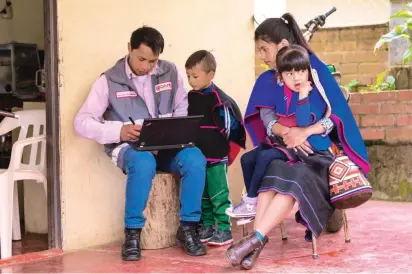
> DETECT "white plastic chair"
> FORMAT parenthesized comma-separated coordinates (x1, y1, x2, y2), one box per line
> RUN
(0, 109, 46, 259)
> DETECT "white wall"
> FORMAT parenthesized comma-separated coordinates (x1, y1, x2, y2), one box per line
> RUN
(287, 0, 390, 28)
(254, 0, 286, 27)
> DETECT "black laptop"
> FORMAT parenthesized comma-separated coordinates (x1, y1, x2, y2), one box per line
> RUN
(129, 115, 204, 151)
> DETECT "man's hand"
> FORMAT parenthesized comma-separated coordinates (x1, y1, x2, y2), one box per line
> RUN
(120, 124, 142, 141)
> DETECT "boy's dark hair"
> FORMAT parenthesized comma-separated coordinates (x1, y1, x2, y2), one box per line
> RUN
(130, 26, 164, 55)
(276, 45, 313, 82)
(255, 13, 313, 54)
(185, 50, 216, 72)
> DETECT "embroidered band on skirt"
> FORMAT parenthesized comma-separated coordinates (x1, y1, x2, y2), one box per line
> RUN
(258, 150, 335, 238)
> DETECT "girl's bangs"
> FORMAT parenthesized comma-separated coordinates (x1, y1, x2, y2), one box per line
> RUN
(277, 50, 310, 74)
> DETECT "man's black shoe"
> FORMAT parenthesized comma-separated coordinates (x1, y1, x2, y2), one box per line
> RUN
(176, 225, 207, 256)
(122, 228, 142, 261)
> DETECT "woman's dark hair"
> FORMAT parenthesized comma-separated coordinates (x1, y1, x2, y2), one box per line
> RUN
(254, 13, 313, 54)
(276, 45, 313, 82)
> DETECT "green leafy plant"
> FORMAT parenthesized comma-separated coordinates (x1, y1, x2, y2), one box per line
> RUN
(374, 2, 412, 64)
(360, 71, 396, 92)
(344, 79, 361, 92)
(370, 75, 396, 91)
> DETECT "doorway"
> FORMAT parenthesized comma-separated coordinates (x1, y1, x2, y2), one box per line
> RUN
(0, 0, 61, 259)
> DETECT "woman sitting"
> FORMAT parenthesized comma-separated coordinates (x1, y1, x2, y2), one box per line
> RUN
(226, 13, 369, 270)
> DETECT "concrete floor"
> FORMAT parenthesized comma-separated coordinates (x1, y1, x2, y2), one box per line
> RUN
(1, 200, 412, 273)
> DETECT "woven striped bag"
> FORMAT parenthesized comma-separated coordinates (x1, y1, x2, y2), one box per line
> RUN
(329, 154, 372, 209)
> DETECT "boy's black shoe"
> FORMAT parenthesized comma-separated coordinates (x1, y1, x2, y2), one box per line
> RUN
(208, 229, 233, 246)
(177, 225, 207, 256)
(121, 228, 142, 261)
(198, 226, 215, 243)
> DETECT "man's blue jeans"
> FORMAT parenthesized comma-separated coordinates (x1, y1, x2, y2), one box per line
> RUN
(122, 147, 206, 229)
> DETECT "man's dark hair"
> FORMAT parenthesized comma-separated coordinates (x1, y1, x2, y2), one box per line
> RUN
(185, 50, 216, 73)
(130, 26, 164, 55)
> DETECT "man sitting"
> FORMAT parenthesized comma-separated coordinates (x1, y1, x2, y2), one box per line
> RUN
(74, 26, 207, 261)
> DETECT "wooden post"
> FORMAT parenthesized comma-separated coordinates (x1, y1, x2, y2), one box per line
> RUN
(140, 173, 181, 250)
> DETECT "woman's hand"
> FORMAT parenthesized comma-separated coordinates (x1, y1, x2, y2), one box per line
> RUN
(272, 123, 290, 137)
(283, 127, 309, 147)
(295, 141, 313, 156)
(283, 127, 314, 155)
(280, 125, 290, 137)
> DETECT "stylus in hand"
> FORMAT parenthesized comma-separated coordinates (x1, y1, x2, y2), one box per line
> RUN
(120, 117, 141, 141)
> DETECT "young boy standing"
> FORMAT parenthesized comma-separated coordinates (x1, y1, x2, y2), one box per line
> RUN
(185, 50, 246, 246)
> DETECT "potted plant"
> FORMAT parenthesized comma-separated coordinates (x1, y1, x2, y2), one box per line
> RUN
(375, 2, 412, 89)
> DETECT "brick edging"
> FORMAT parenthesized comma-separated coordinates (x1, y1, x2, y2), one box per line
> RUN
(349, 90, 412, 142)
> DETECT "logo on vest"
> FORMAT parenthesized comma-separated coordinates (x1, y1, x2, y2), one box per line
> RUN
(155, 82, 172, 93)
(116, 91, 137, 98)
